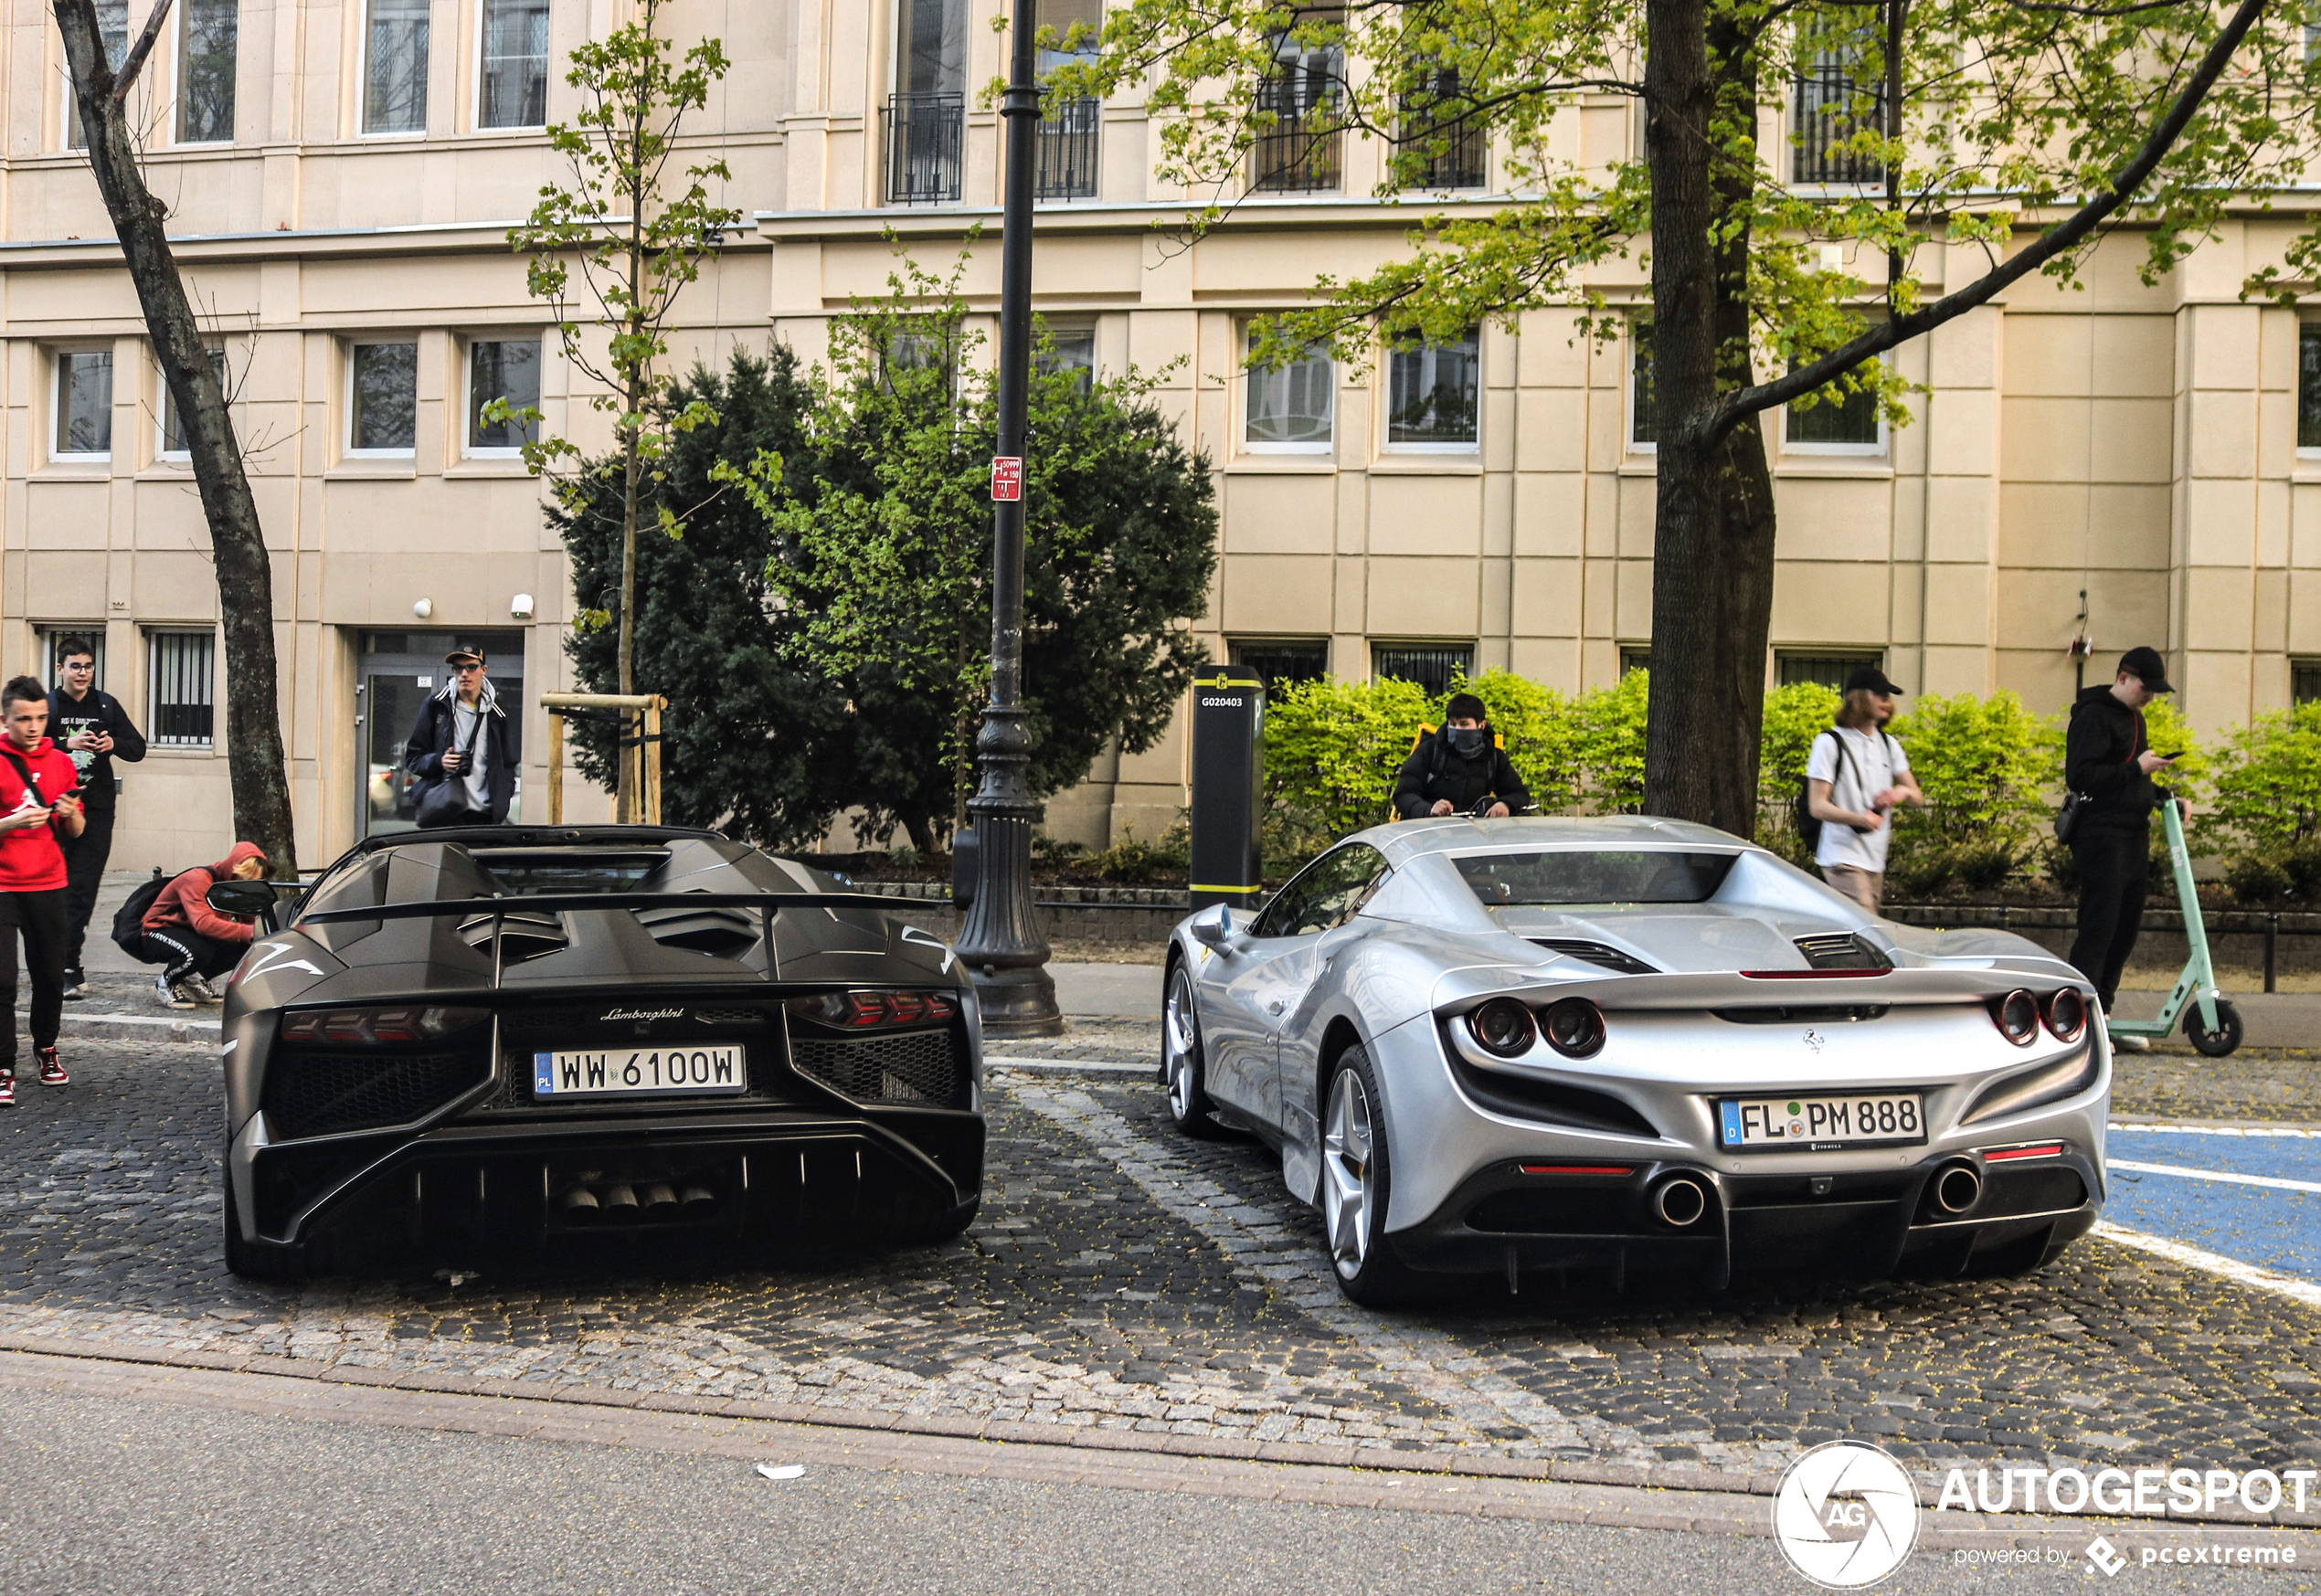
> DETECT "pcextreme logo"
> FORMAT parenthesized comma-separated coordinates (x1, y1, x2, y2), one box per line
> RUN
(1773, 1440, 1922, 1588)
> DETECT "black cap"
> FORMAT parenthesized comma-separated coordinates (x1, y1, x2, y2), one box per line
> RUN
(1843, 665, 1903, 696)
(2117, 645, 2173, 693)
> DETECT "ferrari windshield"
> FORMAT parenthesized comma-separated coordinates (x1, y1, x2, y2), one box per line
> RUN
(1455, 850, 1739, 906)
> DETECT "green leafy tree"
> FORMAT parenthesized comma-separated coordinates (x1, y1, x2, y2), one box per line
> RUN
(726, 246, 1220, 853)
(553, 348, 853, 850)
(500, 0, 740, 817)
(1062, 0, 2308, 836)
(2199, 704, 2321, 856)
(1887, 691, 2055, 857)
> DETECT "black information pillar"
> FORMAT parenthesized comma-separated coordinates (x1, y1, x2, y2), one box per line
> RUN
(1188, 669, 1266, 913)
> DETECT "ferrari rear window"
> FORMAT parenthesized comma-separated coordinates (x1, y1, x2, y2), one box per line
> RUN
(1456, 850, 1738, 906)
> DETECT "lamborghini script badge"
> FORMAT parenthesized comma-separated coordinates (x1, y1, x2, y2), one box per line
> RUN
(1802, 1029, 1826, 1053)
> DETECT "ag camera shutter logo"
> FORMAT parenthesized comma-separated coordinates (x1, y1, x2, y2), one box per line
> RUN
(1773, 1440, 1921, 1588)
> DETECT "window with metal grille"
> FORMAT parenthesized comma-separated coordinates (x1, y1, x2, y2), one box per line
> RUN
(1400, 67, 1484, 189)
(1230, 639, 1328, 693)
(1033, 0, 1101, 198)
(54, 351, 113, 458)
(1387, 328, 1479, 448)
(1785, 365, 1881, 449)
(1791, 16, 1882, 185)
(176, 0, 238, 143)
(149, 631, 216, 747)
(888, 0, 965, 204)
(1373, 643, 1472, 700)
(1776, 650, 1881, 690)
(1253, 17, 1342, 194)
(2300, 324, 2321, 452)
(1619, 645, 1652, 677)
(67, 0, 128, 148)
(2294, 660, 2321, 705)
(1630, 318, 1656, 446)
(41, 629, 106, 692)
(364, 0, 429, 134)
(479, 0, 549, 128)
(160, 347, 227, 456)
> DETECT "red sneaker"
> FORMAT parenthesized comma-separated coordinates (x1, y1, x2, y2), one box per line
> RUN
(36, 1049, 66, 1087)
(0, 1072, 13, 1106)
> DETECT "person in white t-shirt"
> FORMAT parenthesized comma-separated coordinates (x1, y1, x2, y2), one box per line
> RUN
(1805, 666, 1924, 913)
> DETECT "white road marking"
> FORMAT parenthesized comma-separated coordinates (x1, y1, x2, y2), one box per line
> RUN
(2107, 1159, 2321, 1195)
(2093, 1222, 2321, 1309)
(2110, 1123, 2321, 1138)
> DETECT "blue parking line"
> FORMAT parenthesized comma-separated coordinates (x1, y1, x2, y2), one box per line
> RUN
(2103, 1126, 2321, 1283)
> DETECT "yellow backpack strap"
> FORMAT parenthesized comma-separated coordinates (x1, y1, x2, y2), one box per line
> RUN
(1410, 723, 1436, 755)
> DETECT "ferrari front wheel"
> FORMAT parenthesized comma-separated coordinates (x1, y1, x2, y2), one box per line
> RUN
(1162, 962, 1224, 1137)
(1319, 1047, 1422, 1306)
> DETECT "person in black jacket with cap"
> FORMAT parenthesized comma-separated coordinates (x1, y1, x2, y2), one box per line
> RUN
(46, 638, 145, 999)
(1393, 692, 1534, 819)
(2065, 645, 2182, 1048)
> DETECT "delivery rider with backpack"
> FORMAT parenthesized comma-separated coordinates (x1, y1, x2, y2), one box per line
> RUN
(1393, 692, 1534, 819)
(1803, 666, 1924, 913)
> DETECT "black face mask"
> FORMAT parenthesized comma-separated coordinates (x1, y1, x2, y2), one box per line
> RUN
(1447, 726, 1489, 759)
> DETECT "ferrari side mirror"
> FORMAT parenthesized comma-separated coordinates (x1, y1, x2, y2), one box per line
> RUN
(1189, 902, 1238, 951)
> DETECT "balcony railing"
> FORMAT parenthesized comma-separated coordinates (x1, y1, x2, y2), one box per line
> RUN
(1401, 106, 1485, 189)
(885, 91, 964, 206)
(1035, 97, 1101, 200)
(1252, 79, 1341, 194)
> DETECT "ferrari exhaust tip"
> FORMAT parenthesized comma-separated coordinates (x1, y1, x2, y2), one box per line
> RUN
(1934, 1161, 1982, 1214)
(1653, 1176, 1709, 1228)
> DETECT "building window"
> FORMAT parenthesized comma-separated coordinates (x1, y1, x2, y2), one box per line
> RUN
(1792, 14, 1883, 185)
(887, 0, 965, 204)
(1373, 642, 1471, 700)
(479, 0, 549, 129)
(1230, 639, 1329, 694)
(159, 347, 228, 456)
(2300, 324, 2321, 453)
(467, 338, 542, 451)
(363, 0, 430, 135)
(54, 350, 114, 459)
(67, 0, 129, 147)
(1785, 373, 1881, 450)
(2295, 660, 2321, 705)
(1776, 649, 1882, 690)
(175, 0, 237, 142)
(1385, 328, 1479, 448)
(40, 628, 107, 692)
(1630, 318, 1656, 447)
(1400, 66, 1484, 189)
(348, 341, 419, 454)
(1036, 324, 1096, 394)
(1034, 0, 1100, 199)
(1245, 333, 1333, 450)
(149, 630, 217, 748)
(1618, 645, 1652, 677)
(1253, 16, 1342, 194)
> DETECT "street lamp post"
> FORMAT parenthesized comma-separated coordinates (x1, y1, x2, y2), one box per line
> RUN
(955, 0, 1064, 1038)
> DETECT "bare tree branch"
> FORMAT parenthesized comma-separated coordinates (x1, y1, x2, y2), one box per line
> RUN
(111, 0, 176, 101)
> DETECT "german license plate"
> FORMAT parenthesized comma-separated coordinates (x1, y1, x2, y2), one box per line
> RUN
(533, 1044, 747, 1099)
(1718, 1093, 1924, 1150)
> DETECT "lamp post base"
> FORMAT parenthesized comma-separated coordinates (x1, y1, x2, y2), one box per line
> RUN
(968, 962, 1065, 1039)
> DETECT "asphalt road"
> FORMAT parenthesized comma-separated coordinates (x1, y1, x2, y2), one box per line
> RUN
(4, 1381, 2311, 1596)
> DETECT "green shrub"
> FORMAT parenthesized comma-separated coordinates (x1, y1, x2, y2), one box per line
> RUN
(1263, 675, 1435, 837)
(2198, 703, 2321, 857)
(1947, 840, 2018, 893)
(2224, 852, 2293, 904)
(1885, 848, 1954, 899)
(1756, 681, 1844, 834)
(1090, 819, 1188, 883)
(1888, 690, 2058, 855)
(2282, 839, 2321, 899)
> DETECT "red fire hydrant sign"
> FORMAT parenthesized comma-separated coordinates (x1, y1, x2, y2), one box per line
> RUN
(991, 456, 1023, 502)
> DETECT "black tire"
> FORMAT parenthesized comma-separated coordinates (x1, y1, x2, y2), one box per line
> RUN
(222, 1178, 307, 1282)
(1319, 1046, 1425, 1307)
(1161, 960, 1224, 1137)
(2185, 999, 2243, 1058)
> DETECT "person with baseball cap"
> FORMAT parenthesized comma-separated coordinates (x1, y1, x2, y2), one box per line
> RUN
(1804, 665, 1924, 912)
(2064, 645, 2181, 1048)
(401, 645, 516, 827)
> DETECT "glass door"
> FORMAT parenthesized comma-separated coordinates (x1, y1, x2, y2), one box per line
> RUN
(355, 630, 525, 838)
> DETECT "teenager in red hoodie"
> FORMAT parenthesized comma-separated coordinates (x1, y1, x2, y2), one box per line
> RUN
(132, 840, 269, 1009)
(0, 676, 86, 1105)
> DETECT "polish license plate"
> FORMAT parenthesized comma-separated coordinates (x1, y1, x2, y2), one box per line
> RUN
(1718, 1093, 1924, 1150)
(533, 1045, 747, 1099)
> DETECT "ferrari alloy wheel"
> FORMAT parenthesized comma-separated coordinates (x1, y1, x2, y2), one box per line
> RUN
(1162, 963, 1223, 1136)
(1319, 1047, 1421, 1305)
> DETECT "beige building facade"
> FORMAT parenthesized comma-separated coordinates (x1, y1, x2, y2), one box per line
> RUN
(3, 0, 2317, 869)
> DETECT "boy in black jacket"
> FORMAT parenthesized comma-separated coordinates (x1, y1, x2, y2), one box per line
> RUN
(47, 638, 146, 998)
(1393, 692, 1533, 819)
(2064, 645, 2180, 1045)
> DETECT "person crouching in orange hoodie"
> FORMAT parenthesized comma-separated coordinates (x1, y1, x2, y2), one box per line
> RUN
(132, 841, 268, 1009)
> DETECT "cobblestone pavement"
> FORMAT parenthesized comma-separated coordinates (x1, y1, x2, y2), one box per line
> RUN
(2111, 1051, 2321, 1125)
(2, 1036, 2317, 1500)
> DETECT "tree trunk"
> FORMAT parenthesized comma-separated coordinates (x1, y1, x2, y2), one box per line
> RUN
(55, 0, 299, 875)
(1641, 0, 1778, 838)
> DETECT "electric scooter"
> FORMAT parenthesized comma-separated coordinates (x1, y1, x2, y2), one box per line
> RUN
(2100, 798, 2243, 1057)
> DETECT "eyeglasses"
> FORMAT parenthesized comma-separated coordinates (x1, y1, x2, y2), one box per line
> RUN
(451, 662, 484, 673)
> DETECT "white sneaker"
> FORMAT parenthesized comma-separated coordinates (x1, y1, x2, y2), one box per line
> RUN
(155, 974, 196, 1010)
(2111, 1033, 2149, 1053)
